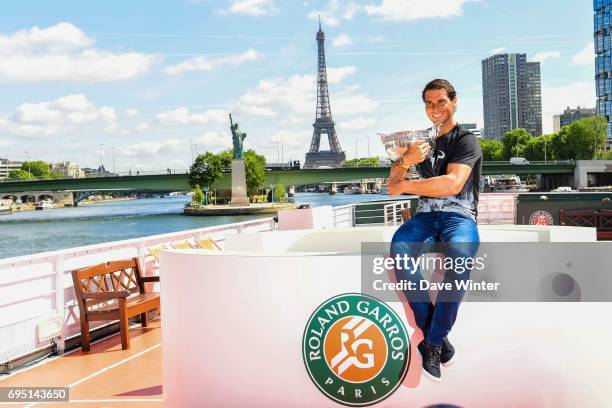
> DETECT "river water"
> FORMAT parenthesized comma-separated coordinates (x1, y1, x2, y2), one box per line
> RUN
(0, 193, 395, 259)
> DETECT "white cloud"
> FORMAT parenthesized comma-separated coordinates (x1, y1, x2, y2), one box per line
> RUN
(124, 109, 140, 117)
(368, 35, 385, 43)
(542, 82, 596, 134)
(327, 66, 356, 84)
(338, 116, 376, 130)
(1, 94, 116, 138)
(234, 66, 358, 118)
(163, 49, 259, 75)
(333, 95, 379, 115)
(219, 0, 279, 16)
(572, 42, 594, 66)
(307, 0, 361, 27)
(122, 138, 187, 157)
(136, 122, 149, 132)
(0, 22, 93, 53)
(0, 23, 162, 82)
(333, 33, 353, 48)
(532, 51, 560, 64)
(156, 107, 228, 125)
(364, 0, 475, 22)
(490, 47, 506, 55)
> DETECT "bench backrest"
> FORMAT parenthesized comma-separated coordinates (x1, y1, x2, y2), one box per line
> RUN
(559, 210, 598, 228)
(71, 258, 145, 311)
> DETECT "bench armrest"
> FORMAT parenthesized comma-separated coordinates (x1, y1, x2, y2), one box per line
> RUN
(83, 291, 130, 300)
(140, 276, 160, 283)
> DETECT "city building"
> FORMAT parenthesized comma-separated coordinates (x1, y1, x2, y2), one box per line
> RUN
(51, 161, 85, 179)
(460, 123, 483, 138)
(594, 0, 612, 148)
(481, 53, 543, 140)
(0, 158, 24, 180)
(553, 106, 597, 132)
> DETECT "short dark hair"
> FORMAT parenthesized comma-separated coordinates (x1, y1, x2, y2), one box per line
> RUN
(422, 79, 456, 102)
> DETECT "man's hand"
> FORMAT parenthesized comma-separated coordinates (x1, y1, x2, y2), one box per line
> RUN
(387, 178, 407, 196)
(400, 141, 430, 166)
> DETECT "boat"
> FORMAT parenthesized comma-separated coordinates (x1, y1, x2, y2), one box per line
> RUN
(34, 199, 56, 210)
(343, 185, 360, 194)
(484, 174, 529, 192)
(0, 193, 611, 407)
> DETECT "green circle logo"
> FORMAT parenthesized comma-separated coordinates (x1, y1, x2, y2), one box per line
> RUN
(302, 293, 410, 406)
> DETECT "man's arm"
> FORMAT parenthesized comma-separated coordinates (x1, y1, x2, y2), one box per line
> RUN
(387, 163, 473, 197)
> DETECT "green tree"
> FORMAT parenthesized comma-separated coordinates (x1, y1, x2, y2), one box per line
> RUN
(551, 126, 572, 160)
(273, 183, 286, 202)
(189, 152, 223, 189)
(524, 134, 554, 161)
(479, 139, 504, 161)
(566, 116, 608, 160)
(343, 157, 380, 167)
(21, 161, 51, 178)
(217, 149, 233, 168)
(244, 149, 266, 195)
(500, 128, 532, 160)
(9, 169, 35, 180)
(192, 184, 204, 206)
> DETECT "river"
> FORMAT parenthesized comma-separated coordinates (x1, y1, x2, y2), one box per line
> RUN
(0, 193, 396, 259)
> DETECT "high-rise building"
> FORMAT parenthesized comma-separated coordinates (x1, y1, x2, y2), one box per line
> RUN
(481, 53, 542, 140)
(594, 0, 612, 148)
(553, 106, 597, 132)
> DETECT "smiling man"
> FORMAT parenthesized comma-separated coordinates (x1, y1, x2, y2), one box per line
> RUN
(387, 79, 482, 382)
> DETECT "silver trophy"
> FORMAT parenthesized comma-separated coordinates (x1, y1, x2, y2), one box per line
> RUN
(378, 124, 440, 179)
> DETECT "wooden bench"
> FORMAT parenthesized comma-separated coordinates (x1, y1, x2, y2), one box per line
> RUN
(560, 209, 612, 241)
(71, 258, 160, 351)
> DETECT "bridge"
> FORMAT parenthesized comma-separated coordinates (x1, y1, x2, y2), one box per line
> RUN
(0, 162, 579, 196)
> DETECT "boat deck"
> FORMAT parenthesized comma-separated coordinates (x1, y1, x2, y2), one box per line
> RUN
(0, 320, 162, 408)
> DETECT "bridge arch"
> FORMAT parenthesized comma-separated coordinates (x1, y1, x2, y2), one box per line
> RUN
(38, 194, 54, 202)
(2, 195, 18, 202)
(20, 194, 36, 203)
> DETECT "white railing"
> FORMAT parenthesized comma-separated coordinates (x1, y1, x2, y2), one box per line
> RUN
(0, 217, 276, 365)
(331, 204, 355, 228)
(383, 201, 412, 226)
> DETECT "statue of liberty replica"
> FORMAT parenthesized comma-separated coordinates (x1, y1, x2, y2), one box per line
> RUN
(229, 114, 249, 205)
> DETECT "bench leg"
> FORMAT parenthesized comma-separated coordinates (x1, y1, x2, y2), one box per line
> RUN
(80, 317, 91, 352)
(119, 300, 130, 350)
(140, 312, 148, 328)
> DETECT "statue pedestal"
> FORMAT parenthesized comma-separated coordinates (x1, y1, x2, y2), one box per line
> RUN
(231, 159, 249, 205)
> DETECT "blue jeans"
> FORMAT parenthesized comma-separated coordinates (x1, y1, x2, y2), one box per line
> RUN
(390, 211, 480, 346)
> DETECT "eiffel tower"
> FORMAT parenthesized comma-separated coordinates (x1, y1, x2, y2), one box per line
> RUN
(304, 20, 346, 169)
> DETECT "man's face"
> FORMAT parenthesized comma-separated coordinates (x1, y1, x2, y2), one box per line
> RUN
(424, 88, 457, 125)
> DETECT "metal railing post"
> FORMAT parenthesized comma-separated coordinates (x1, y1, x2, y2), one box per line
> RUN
(53, 254, 66, 354)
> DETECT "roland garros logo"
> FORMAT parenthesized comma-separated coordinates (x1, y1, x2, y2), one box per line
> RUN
(302, 293, 410, 406)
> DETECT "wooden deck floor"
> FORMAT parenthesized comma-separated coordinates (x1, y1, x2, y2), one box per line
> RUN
(0, 321, 162, 407)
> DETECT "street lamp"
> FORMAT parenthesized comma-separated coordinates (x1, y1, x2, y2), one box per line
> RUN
(111, 146, 116, 175)
(25, 150, 30, 179)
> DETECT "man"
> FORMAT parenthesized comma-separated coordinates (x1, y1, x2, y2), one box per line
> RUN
(387, 79, 482, 381)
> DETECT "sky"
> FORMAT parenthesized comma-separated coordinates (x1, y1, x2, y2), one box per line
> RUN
(0, 0, 596, 172)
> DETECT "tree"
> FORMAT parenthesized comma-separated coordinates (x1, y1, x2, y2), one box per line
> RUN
(189, 152, 223, 189)
(524, 134, 554, 161)
(9, 169, 35, 180)
(500, 128, 532, 160)
(192, 185, 204, 206)
(343, 157, 380, 167)
(244, 149, 266, 195)
(551, 126, 572, 160)
(217, 149, 233, 168)
(21, 161, 51, 179)
(479, 139, 503, 161)
(566, 116, 608, 160)
(273, 183, 286, 202)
